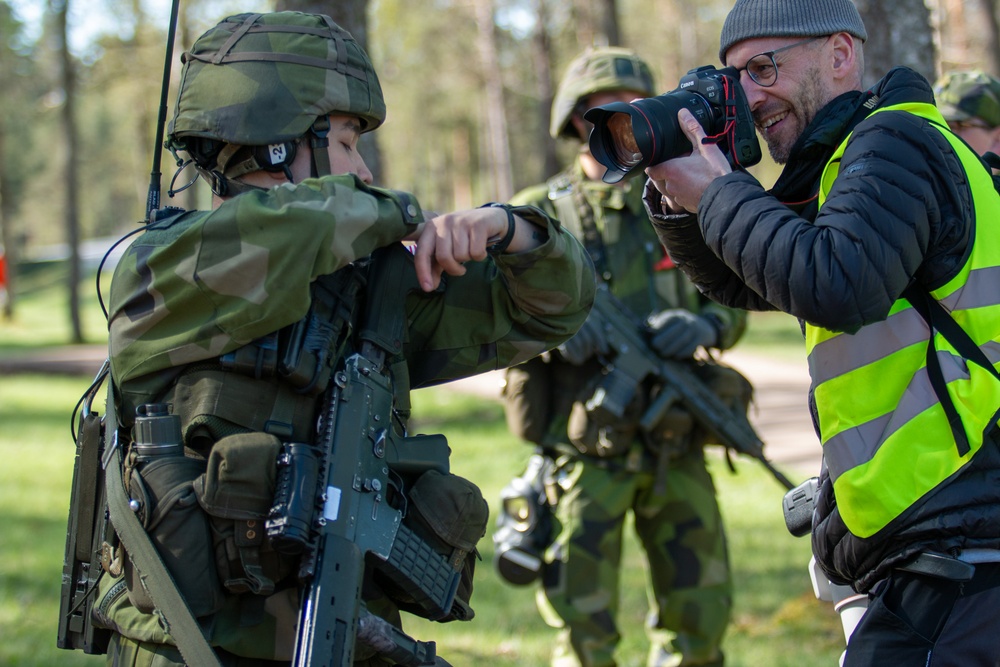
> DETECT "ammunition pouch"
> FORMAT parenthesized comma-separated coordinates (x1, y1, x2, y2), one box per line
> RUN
(193, 432, 297, 597)
(568, 367, 645, 458)
(383, 469, 489, 623)
(641, 360, 753, 460)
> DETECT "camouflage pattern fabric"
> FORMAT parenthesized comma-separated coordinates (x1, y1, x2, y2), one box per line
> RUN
(539, 454, 730, 667)
(934, 70, 1000, 128)
(102, 172, 594, 663)
(169, 12, 386, 146)
(109, 174, 594, 418)
(506, 163, 744, 667)
(550, 47, 656, 140)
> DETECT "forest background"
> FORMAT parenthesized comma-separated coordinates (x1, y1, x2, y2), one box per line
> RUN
(2, 0, 1000, 339)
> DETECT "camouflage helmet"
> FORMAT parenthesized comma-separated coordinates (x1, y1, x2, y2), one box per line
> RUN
(934, 70, 1000, 129)
(550, 46, 656, 140)
(168, 11, 386, 149)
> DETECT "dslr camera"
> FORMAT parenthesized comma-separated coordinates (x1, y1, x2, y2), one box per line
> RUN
(585, 65, 761, 183)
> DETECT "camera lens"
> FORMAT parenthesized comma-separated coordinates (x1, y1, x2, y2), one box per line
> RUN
(585, 91, 715, 184)
(606, 113, 643, 169)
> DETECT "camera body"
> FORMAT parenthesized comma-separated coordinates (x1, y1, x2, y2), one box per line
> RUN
(585, 65, 761, 183)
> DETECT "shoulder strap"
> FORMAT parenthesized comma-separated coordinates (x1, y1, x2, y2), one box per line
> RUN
(103, 381, 224, 667)
(548, 174, 611, 281)
(903, 282, 1000, 455)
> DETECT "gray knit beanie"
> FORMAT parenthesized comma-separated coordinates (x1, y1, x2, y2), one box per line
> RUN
(719, 0, 867, 63)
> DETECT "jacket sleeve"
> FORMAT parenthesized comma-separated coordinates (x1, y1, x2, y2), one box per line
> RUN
(404, 205, 596, 387)
(109, 174, 419, 385)
(695, 111, 967, 333)
(643, 179, 777, 313)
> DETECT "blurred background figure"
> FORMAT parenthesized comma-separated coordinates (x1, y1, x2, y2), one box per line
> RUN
(935, 70, 1000, 156)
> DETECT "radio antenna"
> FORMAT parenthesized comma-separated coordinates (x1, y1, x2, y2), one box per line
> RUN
(145, 0, 182, 223)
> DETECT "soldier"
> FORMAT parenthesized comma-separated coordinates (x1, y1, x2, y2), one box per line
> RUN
(499, 47, 747, 667)
(90, 11, 594, 666)
(934, 70, 1000, 157)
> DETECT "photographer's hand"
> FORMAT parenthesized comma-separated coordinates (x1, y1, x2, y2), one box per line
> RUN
(645, 108, 731, 213)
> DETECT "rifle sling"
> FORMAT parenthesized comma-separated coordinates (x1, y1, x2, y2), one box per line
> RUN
(103, 381, 224, 667)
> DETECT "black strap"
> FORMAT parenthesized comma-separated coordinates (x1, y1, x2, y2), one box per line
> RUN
(548, 175, 611, 281)
(903, 283, 1000, 456)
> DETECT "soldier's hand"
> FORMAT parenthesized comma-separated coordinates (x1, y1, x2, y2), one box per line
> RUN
(557, 314, 608, 365)
(647, 309, 718, 359)
(411, 208, 504, 291)
(410, 207, 545, 292)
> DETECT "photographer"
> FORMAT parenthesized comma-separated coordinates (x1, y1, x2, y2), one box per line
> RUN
(500, 47, 747, 667)
(641, 0, 1000, 664)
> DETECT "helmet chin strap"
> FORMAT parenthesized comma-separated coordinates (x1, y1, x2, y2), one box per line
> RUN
(309, 116, 332, 178)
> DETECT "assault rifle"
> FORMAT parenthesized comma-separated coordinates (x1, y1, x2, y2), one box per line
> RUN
(587, 284, 796, 491)
(266, 249, 459, 667)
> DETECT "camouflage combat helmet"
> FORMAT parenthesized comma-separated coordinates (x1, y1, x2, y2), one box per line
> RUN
(934, 70, 1000, 129)
(550, 46, 656, 140)
(167, 11, 386, 194)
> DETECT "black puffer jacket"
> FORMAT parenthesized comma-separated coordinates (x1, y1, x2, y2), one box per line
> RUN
(647, 67, 1000, 592)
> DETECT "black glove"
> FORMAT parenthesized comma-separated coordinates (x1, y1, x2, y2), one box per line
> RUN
(557, 314, 609, 365)
(647, 309, 718, 359)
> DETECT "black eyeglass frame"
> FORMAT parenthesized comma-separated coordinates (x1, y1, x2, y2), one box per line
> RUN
(735, 36, 824, 88)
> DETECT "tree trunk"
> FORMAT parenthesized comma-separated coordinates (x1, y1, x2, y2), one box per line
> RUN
(0, 127, 15, 319)
(274, 0, 383, 184)
(54, 0, 83, 343)
(474, 0, 514, 201)
(981, 0, 1000, 75)
(533, 0, 559, 178)
(854, 0, 936, 87)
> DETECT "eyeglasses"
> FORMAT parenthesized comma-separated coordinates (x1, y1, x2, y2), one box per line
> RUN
(949, 119, 993, 132)
(736, 37, 823, 87)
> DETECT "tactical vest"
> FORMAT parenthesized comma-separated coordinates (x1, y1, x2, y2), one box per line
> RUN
(807, 102, 1000, 538)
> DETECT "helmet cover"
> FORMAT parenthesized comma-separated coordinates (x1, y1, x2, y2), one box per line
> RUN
(168, 11, 386, 149)
(550, 46, 656, 140)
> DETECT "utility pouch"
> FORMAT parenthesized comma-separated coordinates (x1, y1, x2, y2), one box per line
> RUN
(567, 370, 644, 458)
(503, 356, 551, 445)
(393, 470, 490, 623)
(193, 432, 295, 597)
(124, 454, 223, 618)
(689, 361, 753, 448)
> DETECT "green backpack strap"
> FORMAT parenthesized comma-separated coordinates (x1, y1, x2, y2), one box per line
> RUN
(103, 380, 224, 667)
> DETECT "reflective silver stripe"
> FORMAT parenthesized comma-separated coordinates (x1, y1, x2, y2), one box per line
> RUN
(952, 266, 1000, 310)
(823, 349, 971, 480)
(809, 267, 1000, 385)
(810, 309, 928, 385)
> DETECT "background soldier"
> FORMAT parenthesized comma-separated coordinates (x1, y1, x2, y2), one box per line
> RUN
(499, 47, 747, 667)
(934, 69, 1000, 157)
(91, 11, 594, 666)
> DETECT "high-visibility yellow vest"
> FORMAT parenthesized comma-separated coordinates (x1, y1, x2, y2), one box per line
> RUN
(807, 102, 1000, 538)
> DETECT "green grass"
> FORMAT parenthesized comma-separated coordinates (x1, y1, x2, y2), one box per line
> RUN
(0, 267, 110, 352)
(0, 375, 105, 666)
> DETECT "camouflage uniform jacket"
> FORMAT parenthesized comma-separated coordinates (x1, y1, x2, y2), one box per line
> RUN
(507, 162, 746, 460)
(109, 174, 595, 418)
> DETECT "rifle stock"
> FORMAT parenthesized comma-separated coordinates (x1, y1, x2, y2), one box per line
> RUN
(590, 285, 796, 491)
